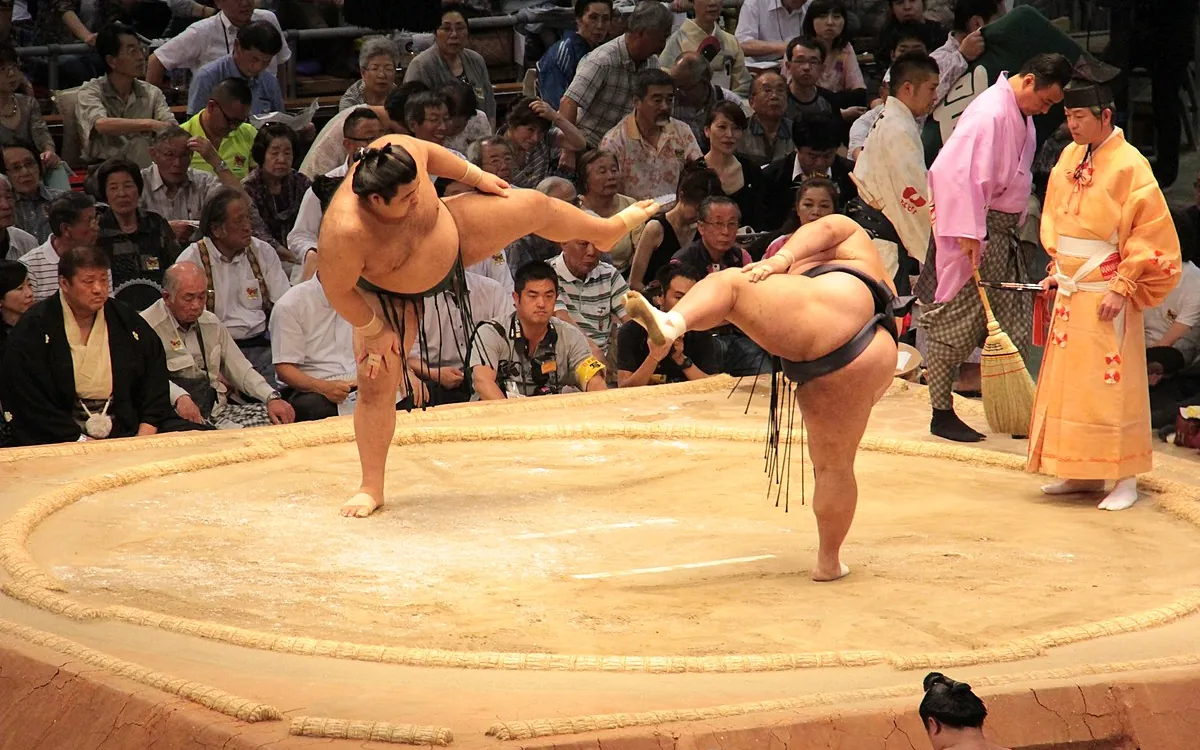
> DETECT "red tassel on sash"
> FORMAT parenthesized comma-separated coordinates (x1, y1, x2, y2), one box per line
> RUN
(1033, 290, 1054, 347)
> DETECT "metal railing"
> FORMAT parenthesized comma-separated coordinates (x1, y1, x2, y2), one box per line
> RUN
(11, 1, 752, 93)
(13, 14, 524, 94)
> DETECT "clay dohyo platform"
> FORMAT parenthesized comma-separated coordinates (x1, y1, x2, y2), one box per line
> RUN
(1, 376, 1199, 749)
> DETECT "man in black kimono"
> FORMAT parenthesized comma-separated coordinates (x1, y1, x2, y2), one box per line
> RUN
(0, 246, 201, 445)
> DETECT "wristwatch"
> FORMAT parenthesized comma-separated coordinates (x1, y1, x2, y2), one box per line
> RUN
(677, 356, 693, 369)
(214, 159, 231, 173)
(266, 390, 282, 402)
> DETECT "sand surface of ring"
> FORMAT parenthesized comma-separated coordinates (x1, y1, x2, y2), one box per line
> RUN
(31, 436, 1200, 657)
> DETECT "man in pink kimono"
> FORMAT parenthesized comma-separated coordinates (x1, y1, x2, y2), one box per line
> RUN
(917, 53, 1073, 442)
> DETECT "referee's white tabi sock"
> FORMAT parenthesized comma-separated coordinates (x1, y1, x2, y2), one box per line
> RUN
(1098, 477, 1139, 511)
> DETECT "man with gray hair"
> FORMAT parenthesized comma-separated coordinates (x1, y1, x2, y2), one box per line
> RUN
(142, 261, 295, 428)
(505, 177, 579, 276)
(560, 0, 674, 147)
(141, 125, 245, 243)
(465, 136, 514, 182)
(460, 135, 519, 295)
(0, 176, 38, 262)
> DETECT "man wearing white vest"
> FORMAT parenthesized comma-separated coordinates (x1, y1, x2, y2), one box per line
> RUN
(849, 53, 941, 296)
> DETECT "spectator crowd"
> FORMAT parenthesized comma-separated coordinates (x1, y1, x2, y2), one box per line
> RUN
(0, 0, 1197, 450)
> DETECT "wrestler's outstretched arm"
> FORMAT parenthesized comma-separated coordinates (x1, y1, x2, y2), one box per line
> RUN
(743, 215, 865, 282)
(367, 134, 511, 197)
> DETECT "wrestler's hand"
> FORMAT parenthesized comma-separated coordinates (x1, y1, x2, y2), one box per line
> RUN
(275, 243, 299, 265)
(475, 170, 510, 197)
(358, 327, 401, 380)
(741, 255, 789, 283)
(959, 237, 982, 268)
(1098, 291, 1126, 322)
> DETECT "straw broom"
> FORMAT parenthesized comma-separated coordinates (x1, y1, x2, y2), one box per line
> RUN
(972, 269, 1035, 434)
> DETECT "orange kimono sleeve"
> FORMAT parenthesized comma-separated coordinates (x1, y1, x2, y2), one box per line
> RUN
(1039, 160, 1063, 265)
(1110, 178, 1182, 310)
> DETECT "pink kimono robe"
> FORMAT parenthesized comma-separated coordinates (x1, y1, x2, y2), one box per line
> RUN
(927, 74, 1037, 302)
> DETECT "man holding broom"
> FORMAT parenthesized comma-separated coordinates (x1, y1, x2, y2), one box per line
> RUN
(1028, 59, 1181, 511)
(917, 53, 1073, 442)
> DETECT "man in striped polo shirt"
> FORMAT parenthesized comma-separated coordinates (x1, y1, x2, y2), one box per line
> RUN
(21, 193, 102, 303)
(550, 237, 630, 365)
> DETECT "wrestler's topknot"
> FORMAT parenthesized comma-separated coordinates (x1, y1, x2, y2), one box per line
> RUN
(352, 144, 418, 202)
(918, 672, 988, 729)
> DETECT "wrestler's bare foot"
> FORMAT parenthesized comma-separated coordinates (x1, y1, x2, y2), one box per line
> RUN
(623, 290, 685, 346)
(595, 200, 660, 251)
(341, 491, 384, 518)
(812, 561, 851, 582)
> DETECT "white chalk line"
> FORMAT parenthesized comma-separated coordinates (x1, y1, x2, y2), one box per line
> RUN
(571, 555, 777, 580)
(514, 518, 678, 540)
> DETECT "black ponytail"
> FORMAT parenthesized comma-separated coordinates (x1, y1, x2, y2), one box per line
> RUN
(352, 143, 419, 202)
(919, 672, 988, 729)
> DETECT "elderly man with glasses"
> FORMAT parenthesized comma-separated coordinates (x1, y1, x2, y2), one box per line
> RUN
(180, 77, 260, 180)
(141, 125, 245, 246)
(667, 195, 767, 377)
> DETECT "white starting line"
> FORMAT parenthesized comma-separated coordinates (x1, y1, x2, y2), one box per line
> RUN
(572, 555, 777, 580)
(514, 518, 678, 540)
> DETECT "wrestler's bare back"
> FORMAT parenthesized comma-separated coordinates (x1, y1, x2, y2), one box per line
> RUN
(740, 226, 897, 365)
(788, 226, 892, 285)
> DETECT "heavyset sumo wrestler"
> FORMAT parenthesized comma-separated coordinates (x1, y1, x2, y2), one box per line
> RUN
(624, 215, 901, 581)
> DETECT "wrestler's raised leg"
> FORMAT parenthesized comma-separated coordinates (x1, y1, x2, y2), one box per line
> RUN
(624, 268, 751, 347)
(444, 189, 658, 264)
(796, 330, 896, 581)
(341, 293, 417, 518)
(625, 268, 879, 361)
